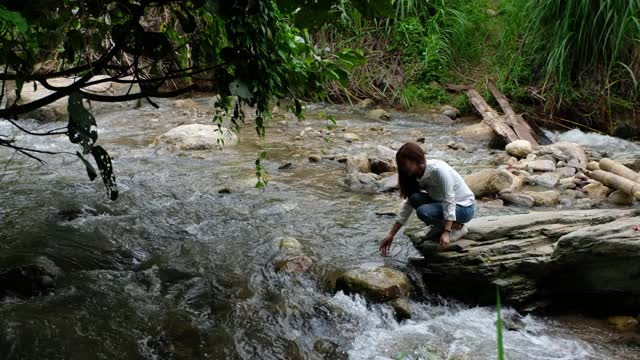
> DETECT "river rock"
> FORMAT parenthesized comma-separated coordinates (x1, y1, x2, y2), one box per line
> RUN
(559, 177, 578, 190)
(367, 109, 391, 121)
(464, 169, 518, 198)
(301, 127, 322, 137)
(175, 99, 199, 108)
(279, 237, 302, 253)
(275, 255, 313, 274)
(535, 142, 588, 169)
(0, 256, 62, 297)
(370, 158, 396, 174)
(608, 190, 634, 206)
(582, 182, 611, 200)
(5, 76, 141, 121)
(355, 98, 375, 110)
(407, 209, 640, 310)
(548, 214, 640, 311)
(527, 173, 559, 188)
(607, 316, 639, 332)
(308, 155, 321, 163)
(499, 189, 534, 208)
(390, 298, 412, 320)
(528, 160, 556, 172)
(453, 122, 498, 143)
(378, 174, 399, 193)
(346, 154, 370, 174)
(346, 172, 379, 193)
(335, 265, 409, 302)
(525, 190, 561, 207)
(155, 124, 238, 150)
(491, 153, 517, 166)
(441, 105, 461, 119)
(342, 133, 361, 142)
(377, 145, 397, 163)
(587, 161, 600, 171)
(505, 140, 532, 158)
(555, 167, 576, 178)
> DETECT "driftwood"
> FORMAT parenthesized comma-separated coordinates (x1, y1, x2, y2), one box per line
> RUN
(587, 170, 640, 200)
(447, 81, 551, 146)
(599, 158, 640, 184)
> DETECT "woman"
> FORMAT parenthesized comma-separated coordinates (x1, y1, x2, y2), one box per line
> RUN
(380, 142, 475, 255)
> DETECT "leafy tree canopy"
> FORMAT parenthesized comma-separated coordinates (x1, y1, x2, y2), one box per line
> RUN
(0, 0, 375, 199)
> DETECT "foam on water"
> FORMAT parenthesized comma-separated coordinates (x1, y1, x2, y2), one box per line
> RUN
(545, 128, 640, 153)
(328, 293, 602, 360)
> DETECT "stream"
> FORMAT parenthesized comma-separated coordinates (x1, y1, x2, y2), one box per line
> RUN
(1, 98, 639, 359)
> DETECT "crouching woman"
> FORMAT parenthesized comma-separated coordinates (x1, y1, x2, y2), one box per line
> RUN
(380, 142, 475, 255)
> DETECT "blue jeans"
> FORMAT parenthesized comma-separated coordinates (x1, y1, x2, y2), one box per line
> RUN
(409, 192, 475, 227)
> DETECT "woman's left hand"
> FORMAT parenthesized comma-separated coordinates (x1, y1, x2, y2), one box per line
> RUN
(439, 231, 450, 249)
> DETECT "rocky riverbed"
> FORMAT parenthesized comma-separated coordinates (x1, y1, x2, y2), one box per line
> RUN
(1, 95, 640, 359)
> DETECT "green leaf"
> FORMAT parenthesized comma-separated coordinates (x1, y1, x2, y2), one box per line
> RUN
(76, 151, 97, 181)
(91, 146, 118, 201)
(0, 6, 28, 34)
(496, 286, 504, 360)
(67, 92, 98, 154)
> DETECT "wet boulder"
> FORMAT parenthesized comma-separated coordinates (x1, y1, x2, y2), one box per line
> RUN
(275, 255, 313, 274)
(369, 158, 396, 174)
(527, 173, 559, 188)
(525, 190, 561, 207)
(0, 256, 62, 298)
(608, 190, 634, 206)
(345, 154, 371, 174)
(367, 109, 391, 121)
(454, 122, 499, 143)
(464, 169, 519, 198)
(355, 98, 375, 110)
(527, 160, 556, 172)
(389, 297, 412, 320)
(607, 316, 639, 332)
(407, 209, 640, 311)
(279, 237, 302, 253)
(505, 140, 532, 158)
(378, 174, 399, 193)
(155, 124, 238, 150)
(582, 182, 611, 200)
(499, 189, 534, 208)
(345, 172, 380, 193)
(335, 265, 409, 302)
(535, 142, 588, 169)
(441, 105, 461, 120)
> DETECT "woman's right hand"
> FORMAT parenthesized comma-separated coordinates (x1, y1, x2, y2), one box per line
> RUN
(380, 233, 394, 256)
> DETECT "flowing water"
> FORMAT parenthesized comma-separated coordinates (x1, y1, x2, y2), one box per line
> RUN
(1, 98, 639, 359)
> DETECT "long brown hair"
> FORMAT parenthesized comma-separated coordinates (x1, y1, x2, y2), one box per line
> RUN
(396, 142, 426, 198)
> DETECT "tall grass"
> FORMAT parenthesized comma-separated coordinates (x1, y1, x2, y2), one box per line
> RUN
(313, 0, 479, 108)
(498, 0, 640, 129)
(496, 286, 505, 360)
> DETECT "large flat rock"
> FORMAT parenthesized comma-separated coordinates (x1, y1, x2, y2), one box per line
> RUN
(407, 209, 640, 311)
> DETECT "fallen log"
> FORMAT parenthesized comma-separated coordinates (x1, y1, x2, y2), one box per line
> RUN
(586, 170, 640, 200)
(487, 80, 551, 146)
(599, 158, 640, 184)
(447, 82, 551, 146)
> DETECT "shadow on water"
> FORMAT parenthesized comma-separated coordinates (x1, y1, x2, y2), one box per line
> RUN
(1, 99, 639, 359)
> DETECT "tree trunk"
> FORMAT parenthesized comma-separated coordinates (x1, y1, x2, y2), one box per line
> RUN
(487, 80, 550, 146)
(587, 170, 640, 200)
(447, 82, 551, 146)
(599, 158, 640, 184)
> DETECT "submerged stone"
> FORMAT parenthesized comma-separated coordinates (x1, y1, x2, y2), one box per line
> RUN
(335, 265, 409, 302)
